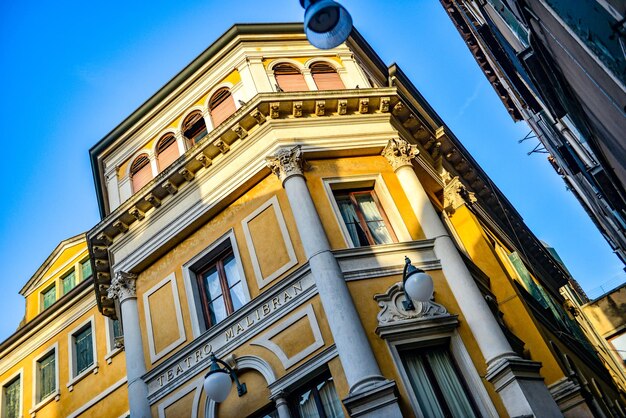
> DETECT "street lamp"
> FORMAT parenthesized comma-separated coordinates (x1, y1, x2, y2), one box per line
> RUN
(299, 0, 353, 49)
(203, 353, 247, 403)
(402, 256, 434, 311)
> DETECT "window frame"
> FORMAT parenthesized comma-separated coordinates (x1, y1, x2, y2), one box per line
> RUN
(80, 257, 92, 281)
(130, 153, 153, 193)
(0, 369, 22, 418)
(31, 343, 59, 413)
(104, 317, 124, 364)
(182, 230, 251, 337)
(182, 110, 209, 146)
(66, 317, 98, 389)
(322, 175, 411, 248)
(288, 371, 345, 418)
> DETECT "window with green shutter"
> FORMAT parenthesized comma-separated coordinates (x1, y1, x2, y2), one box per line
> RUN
(62, 270, 76, 295)
(81, 258, 92, 280)
(3, 375, 20, 418)
(73, 325, 94, 375)
(42, 285, 56, 310)
(37, 350, 56, 402)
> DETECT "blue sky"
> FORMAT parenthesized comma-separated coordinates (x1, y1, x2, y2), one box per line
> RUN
(0, 0, 623, 341)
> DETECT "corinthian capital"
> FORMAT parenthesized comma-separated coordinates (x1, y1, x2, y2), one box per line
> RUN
(107, 271, 138, 302)
(266, 146, 306, 184)
(443, 175, 477, 215)
(382, 138, 419, 171)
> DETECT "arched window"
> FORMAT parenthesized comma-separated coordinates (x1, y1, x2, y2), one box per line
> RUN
(183, 111, 208, 145)
(274, 63, 308, 92)
(130, 154, 152, 192)
(209, 88, 236, 128)
(310, 62, 344, 90)
(156, 134, 179, 171)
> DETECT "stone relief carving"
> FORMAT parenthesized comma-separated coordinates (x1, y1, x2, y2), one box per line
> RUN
(374, 282, 447, 325)
(266, 146, 307, 183)
(107, 271, 138, 302)
(382, 138, 419, 171)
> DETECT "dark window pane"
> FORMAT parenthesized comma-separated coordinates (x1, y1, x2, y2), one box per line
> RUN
(203, 267, 222, 301)
(223, 254, 241, 287)
(209, 295, 227, 325)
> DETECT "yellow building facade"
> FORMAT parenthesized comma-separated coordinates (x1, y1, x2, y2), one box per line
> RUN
(3, 23, 625, 418)
(0, 234, 129, 418)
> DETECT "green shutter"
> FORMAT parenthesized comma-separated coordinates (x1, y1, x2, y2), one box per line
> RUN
(38, 351, 55, 401)
(3, 377, 20, 418)
(75, 326, 94, 375)
(62, 271, 76, 295)
(42, 286, 56, 310)
(81, 259, 92, 279)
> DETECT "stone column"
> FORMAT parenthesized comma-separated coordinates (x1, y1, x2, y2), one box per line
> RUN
(382, 138, 562, 418)
(108, 272, 151, 418)
(267, 147, 402, 417)
(272, 392, 292, 418)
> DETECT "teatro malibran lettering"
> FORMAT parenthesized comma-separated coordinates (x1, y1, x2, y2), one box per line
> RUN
(146, 273, 314, 398)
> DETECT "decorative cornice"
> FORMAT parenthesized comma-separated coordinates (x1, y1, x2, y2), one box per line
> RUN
(381, 138, 419, 171)
(107, 271, 138, 302)
(266, 146, 306, 184)
(443, 174, 477, 215)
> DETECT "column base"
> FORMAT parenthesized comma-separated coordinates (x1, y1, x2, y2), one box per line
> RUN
(342, 377, 403, 417)
(549, 377, 595, 418)
(486, 357, 562, 418)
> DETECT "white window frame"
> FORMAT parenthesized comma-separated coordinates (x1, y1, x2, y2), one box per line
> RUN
(322, 174, 412, 248)
(104, 317, 123, 364)
(30, 343, 59, 415)
(182, 229, 251, 338)
(387, 328, 498, 418)
(0, 368, 23, 418)
(66, 316, 98, 391)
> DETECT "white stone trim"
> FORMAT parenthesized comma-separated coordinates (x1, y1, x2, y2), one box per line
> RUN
(66, 315, 99, 391)
(241, 195, 297, 289)
(386, 328, 498, 418)
(157, 377, 203, 418)
(1, 368, 23, 418)
(104, 317, 123, 364)
(65, 376, 127, 418)
(235, 355, 277, 384)
(30, 342, 59, 416)
(24, 246, 88, 298)
(251, 304, 324, 369)
(182, 229, 251, 337)
(143, 273, 187, 364)
(322, 174, 412, 247)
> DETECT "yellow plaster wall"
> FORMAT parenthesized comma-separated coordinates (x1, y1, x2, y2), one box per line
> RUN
(346, 270, 509, 418)
(0, 301, 128, 418)
(304, 156, 426, 249)
(147, 280, 182, 354)
(164, 389, 196, 418)
(447, 205, 565, 385)
(582, 286, 626, 336)
(246, 204, 291, 279)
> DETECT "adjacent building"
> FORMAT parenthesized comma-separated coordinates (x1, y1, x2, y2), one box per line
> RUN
(439, 0, 626, 265)
(0, 234, 129, 418)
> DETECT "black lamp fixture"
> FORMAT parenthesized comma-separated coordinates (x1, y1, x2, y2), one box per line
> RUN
(299, 0, 353, 49)
(402, 256, 434, 311)
(203, 353, 247, 403)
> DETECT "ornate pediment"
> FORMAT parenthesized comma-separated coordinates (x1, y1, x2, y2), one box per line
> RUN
(374, 282, 448, 325)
